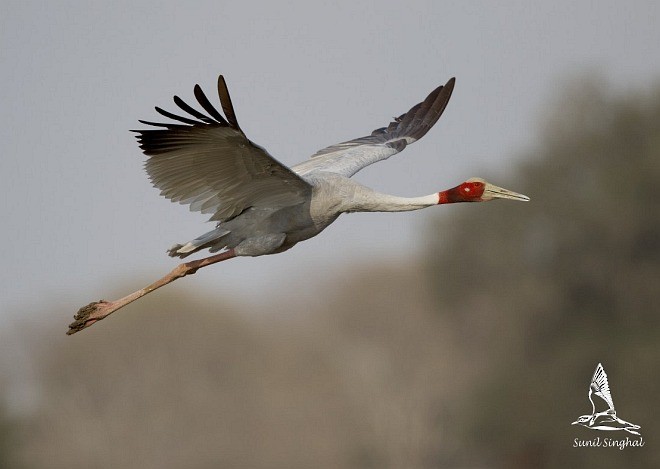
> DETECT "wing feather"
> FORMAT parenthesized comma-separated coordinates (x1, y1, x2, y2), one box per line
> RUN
(292, 77, 455, 178)
(217, 75, 241, 130)
(173, 95, 216, 124)
(193, 84, 229, 125)
(154, 106, 201, 126)
(591, 363, 615, 411)
(133, 76, 311, 222)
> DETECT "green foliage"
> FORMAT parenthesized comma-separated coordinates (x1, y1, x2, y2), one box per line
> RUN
(425, 78, 660, 468)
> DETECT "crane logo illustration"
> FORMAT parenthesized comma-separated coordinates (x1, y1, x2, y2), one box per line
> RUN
(572, 363, 640, 435)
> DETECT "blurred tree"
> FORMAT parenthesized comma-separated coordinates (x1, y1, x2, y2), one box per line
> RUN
(11, 287, 366, 469)
(0, 397, 16, 469)
(425, 77, 660, 468)
(302, 264, 456, 468)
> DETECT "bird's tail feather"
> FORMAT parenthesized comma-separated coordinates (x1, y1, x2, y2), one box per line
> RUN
(168, 228, 230, 258)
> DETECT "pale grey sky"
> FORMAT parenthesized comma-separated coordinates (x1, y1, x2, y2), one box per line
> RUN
(2, 1, 660, 321)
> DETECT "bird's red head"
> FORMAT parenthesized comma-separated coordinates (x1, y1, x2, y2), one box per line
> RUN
(438, 177, 529, 204)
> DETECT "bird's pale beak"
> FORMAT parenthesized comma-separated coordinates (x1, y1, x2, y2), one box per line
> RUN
(484, 183, 530, 202)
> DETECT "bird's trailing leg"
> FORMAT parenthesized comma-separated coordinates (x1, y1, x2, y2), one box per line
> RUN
(67, 249, 236, 335)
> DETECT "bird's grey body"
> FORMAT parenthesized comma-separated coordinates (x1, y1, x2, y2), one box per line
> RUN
(133, 75, 528, 260)
(171, 172, 434, 257)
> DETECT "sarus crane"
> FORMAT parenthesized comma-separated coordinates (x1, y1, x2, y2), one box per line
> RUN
(68, 75, 529, 334)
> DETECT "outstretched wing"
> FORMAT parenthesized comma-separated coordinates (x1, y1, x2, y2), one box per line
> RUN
(292, 78, 455, 178)
(590, 363, 615, 411)
(133, 76, 312, 222)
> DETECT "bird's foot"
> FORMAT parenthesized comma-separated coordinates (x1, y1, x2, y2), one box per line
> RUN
(167, 244, 184, 257)
(67, 300, 118, 335)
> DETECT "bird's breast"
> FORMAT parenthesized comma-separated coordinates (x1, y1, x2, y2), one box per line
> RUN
(306, 173, 358, 226)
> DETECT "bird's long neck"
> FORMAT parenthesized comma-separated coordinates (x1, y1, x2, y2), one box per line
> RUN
(348, 187, 440, 213)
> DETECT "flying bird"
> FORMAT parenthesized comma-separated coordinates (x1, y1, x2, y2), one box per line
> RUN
(572, 363, 641, 435)
(137, 75, 528, 258)
(68, 75, 529, 334)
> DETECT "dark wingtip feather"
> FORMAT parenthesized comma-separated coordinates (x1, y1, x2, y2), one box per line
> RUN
(133, 77, 245, 145)
(136, 119, 182, 128)
(133, 77, 251, 158)
(154, 106, 201, 126)
(172, 95, 215, 124)
(394, 77, 456, 142)
(310, 77, 457, 159)
(194, 84, 228, 125)
(217, 75, 241, 131)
